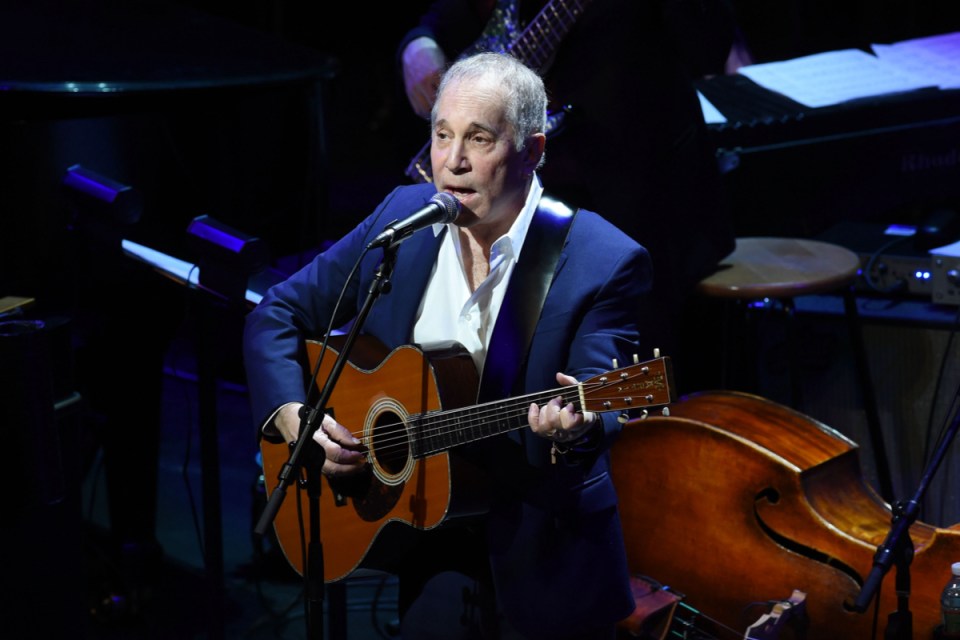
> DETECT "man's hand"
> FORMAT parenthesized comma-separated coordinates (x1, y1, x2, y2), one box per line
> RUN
(402, 37, 447, 119)
(274, 403, 367, 476)
(527, 372, 597, 443)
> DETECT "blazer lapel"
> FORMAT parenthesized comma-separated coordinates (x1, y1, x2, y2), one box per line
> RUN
(478, 196, 576, 403)
(367, 225, 446, 347)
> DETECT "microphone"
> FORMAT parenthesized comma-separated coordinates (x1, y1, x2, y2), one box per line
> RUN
(367, 192, 461, 249)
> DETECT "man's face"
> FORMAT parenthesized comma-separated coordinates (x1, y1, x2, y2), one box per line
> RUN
(430, 77, 542, 234)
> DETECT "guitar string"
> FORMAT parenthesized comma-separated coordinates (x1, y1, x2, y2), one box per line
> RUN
(324, 376, 665, 465)
(345, 369, 664, 454)
(531, 2, 571, 56)
(367, 400, 575, 465)
(511, 0, 589, 71)
(350, 386, 581, 462)
(347, 377, 607, 446)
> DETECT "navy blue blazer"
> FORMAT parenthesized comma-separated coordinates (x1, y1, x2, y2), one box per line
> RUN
(244, 182, 653, 637)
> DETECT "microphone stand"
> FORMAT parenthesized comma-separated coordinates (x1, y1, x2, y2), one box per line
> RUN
(254, 244, 399, 639)
(853, 398, 960, 639)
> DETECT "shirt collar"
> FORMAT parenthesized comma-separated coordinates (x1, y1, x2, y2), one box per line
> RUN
(431, 175, 543, 265)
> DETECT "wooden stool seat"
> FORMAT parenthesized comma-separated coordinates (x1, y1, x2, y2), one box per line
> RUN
(697, 237, 861, 300)
(696, 236, 893, 502)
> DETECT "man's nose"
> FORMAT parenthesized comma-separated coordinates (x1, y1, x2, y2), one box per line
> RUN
(443, 140, 469, 173)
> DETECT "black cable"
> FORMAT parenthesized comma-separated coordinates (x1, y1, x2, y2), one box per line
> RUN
(301, 246, 371, 411)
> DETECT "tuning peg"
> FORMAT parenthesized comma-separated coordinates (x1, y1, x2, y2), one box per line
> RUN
(612, 358, 619, 369)
(632, 353, 639, 364)
(653, 347, 661, 358)
(661, 407, 670, 416)
(618, 413, 630, 424)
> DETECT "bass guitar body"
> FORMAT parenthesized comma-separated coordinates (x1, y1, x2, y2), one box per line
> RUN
(612, 390, 960, 639)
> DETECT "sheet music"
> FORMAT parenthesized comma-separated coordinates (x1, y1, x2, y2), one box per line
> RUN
(697, 90, 726, 124)
(871, 31, 960, 90)
(737, 48, 935, 108)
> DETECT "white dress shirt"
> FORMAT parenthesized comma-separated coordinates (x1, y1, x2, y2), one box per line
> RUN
(413, 177, 543, 377)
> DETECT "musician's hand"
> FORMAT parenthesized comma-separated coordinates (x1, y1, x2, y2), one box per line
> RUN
(402, 37, 446, 119)
(527, 373, 597, 443)
(274, 403, 367, 476)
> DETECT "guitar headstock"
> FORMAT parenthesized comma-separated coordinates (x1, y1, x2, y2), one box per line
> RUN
(580, 352, 675, 416)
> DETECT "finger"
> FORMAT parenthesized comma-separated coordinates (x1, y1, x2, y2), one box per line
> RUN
(558, 402, 576, 427)
(274, 402, 304, 443)
(527, 402, 541, 429)
(321, 415, 362, 448)
(560, 404, 588, 433)
(317, 435, 367, 477)
(323, 453, 367, 477)
(311, 418, 365, 466)
(528, 401, 559, 439)
(548, 396, 565, 426)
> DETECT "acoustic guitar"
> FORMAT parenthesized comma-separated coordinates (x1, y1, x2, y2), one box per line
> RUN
(260, 334, 674, 582)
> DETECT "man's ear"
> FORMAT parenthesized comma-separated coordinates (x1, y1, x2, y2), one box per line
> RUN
(523, 133, 546, 173)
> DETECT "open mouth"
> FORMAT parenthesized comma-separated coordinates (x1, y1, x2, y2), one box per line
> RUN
(445, 188, 476, 204)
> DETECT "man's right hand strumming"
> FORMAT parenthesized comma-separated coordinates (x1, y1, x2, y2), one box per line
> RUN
(274, 402, 368, 477)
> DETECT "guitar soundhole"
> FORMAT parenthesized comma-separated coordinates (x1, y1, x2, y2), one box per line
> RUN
(370, 410, 411, 478)
(331, 408, 411, 523)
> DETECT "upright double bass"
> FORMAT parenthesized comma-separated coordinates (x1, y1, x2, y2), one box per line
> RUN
(612, 390, 960, 639)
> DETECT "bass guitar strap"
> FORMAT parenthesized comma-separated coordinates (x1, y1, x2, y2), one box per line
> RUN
(477, 195, 578, 404)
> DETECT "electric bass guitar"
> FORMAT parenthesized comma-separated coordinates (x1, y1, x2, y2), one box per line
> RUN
(260, 334, 674, 583)
(405, 0, 595, 183)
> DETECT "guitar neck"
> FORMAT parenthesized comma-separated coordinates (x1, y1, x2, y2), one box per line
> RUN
(509, 0, 594, 71)
(412, 387, 580, 457)
(410, 353, 674, 457)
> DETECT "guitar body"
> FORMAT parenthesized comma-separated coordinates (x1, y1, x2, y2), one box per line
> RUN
(260, 334, 673, 583)
(260, 335, 482, 582)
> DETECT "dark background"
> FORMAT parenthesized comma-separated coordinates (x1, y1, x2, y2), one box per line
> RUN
(2, 1, 960, 638)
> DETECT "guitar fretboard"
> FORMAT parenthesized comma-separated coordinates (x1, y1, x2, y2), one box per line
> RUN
(510, 0, 592, 71)
(411, 388, 580, 457)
